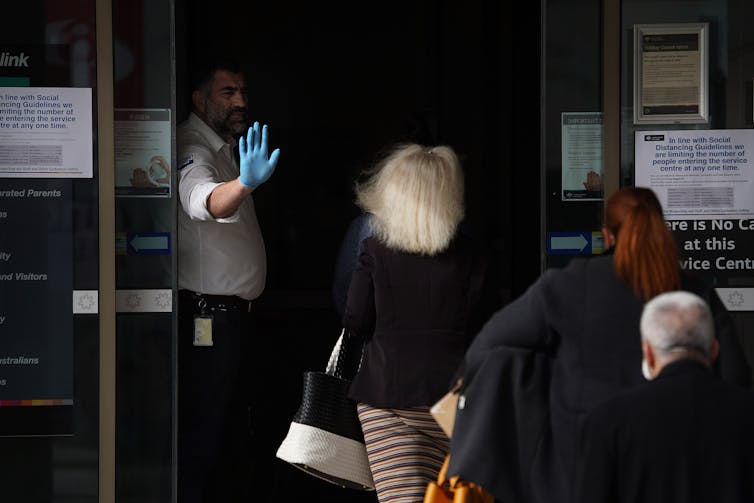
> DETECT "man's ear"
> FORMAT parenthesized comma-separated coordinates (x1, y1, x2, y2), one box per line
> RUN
(642, 340, 657, 376)
(602, 226, 616, 250)
(192, 90, 205, 115)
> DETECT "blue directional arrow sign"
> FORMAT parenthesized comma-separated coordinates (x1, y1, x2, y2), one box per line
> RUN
(127, 232, 171, 255)
(547, 231, 593, 255)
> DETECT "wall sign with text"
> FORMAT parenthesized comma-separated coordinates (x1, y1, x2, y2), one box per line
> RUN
(0, 87, 93, 178)
(633, 23, 708, 125)
(635, 129, 754, 309)
(561, 112, 603, 201)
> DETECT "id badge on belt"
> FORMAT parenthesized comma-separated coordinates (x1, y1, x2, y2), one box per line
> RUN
(193, 298, 213, 347)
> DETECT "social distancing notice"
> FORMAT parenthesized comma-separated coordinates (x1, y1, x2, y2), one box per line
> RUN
(635, 130, 754, 289)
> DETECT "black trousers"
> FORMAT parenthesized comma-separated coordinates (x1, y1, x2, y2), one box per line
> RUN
(177, 291, 253, 503)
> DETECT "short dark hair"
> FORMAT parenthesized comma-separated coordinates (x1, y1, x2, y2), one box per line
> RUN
(190, 56, 245, 94)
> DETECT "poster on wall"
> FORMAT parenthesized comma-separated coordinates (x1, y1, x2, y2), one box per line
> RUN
(0, 87, 93, 178)
(114, 108, 171, 197)
(633, 23, 708, 125)
(0, 45, 83, 436)
(635, 129, 754, 310)
(561, 112, 603, 201)
(635, 129, 754, 220)
(0, 180, 74, 434)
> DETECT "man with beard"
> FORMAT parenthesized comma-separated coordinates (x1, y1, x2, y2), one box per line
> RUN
(176, 57, 280, 503)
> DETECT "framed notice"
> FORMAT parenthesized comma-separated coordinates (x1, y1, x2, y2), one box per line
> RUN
(633, 23, 708, 125)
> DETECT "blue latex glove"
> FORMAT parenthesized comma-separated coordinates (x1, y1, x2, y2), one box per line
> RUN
(238, 121, 281, 189)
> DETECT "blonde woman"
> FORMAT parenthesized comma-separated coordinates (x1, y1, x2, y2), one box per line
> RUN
(343, 143, 490, 502)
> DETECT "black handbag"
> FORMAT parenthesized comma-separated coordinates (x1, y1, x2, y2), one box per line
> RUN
(275, 329, 374, 490)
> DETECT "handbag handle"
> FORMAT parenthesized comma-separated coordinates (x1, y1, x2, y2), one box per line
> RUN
(325, 329, 345, 376)
(325, 328, 364, 380)
(433, 454, 495, 502)
(436, 455, 474, 490)
(436, 454, 451, 486)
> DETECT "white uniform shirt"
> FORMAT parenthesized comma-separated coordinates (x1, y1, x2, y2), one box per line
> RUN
(177, 112, 266, 300)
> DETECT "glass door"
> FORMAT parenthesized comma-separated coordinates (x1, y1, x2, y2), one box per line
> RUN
(618, 0, 754, 371)
(541, 0, 753, 370)
(0, 0, 104, 500)
(111, 0, 176, 501)
(0, 1, 178, 501)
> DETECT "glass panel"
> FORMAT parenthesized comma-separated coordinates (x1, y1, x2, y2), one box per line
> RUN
(112, 0, 176, 501)
(543, 0, 605, 269)
(621, 0, 754, 366)
(0, 0, 99, 501)
(620, 0, 736, 185)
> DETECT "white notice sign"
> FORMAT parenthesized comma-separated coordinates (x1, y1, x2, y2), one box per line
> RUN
(0, 87, 93, 178)
(635, 129, 754, 220)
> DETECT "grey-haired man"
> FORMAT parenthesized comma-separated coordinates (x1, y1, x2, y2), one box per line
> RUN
(575, 290, 754, 503)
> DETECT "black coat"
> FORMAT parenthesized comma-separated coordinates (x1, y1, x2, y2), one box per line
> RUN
(459, 253, 751, 503)
(343, 234, 489, 408)
(448, 346, 553, 503)
(575, 359, 754, 503)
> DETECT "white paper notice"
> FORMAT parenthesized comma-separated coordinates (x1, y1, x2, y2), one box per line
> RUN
(114, 108, 171, 197)
(0, 87, 93, 178)
(562, 112, 604, 201)
(635, 129, 754, 220)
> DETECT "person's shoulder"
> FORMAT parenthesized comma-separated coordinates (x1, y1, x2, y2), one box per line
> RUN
(585, 381, 652, 426)
(348, 212, 374, 238)
(176, 120, 214, 167)
(539, 254, 609, 285)
(553, 254, 618, 289)
(176, 114, 196, 135)
(691, 375, 754, 426)
(451, 225, 492, 256)
(553, 253, 610, 270)
(454, 221, 485, 243)
(451, 229, 480, 249)
(361, 234, 380, 252)
(351, 212, 373, 226)
(581, 252, 614, 269)
(716, 376, 754, 404)
(176, 143, 214, 175)
(177, 114, 218, 150)
(177, 119, 207, 147)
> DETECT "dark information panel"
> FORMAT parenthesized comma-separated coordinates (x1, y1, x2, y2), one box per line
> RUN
(0, 176, 75, 435)
(669, 218, 754, 284)
(0, 42, 77, 436)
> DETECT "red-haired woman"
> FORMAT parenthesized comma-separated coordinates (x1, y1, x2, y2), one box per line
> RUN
(453, 186, 751, 503)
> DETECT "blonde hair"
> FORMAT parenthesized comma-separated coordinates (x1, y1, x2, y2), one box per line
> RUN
(355, 143, 464, 255)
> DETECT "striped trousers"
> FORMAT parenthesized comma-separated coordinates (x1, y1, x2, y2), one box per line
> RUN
(357, 403, 450, 503)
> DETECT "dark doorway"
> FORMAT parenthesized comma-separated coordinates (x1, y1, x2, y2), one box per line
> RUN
(176, 1, 540, 501)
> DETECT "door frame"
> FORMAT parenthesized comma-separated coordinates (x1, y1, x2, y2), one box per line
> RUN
(95, 0, 116, 501)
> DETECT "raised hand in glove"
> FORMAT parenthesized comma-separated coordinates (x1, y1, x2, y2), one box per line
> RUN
(238, 121, 281, 189)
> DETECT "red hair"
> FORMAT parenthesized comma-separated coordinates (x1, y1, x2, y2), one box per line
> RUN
(605, 187, 680, 301)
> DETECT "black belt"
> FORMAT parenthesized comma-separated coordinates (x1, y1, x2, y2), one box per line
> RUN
(179, 290, 252, 312)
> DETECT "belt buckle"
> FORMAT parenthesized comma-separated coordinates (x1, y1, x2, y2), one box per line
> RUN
(184, 291, 250, 312)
